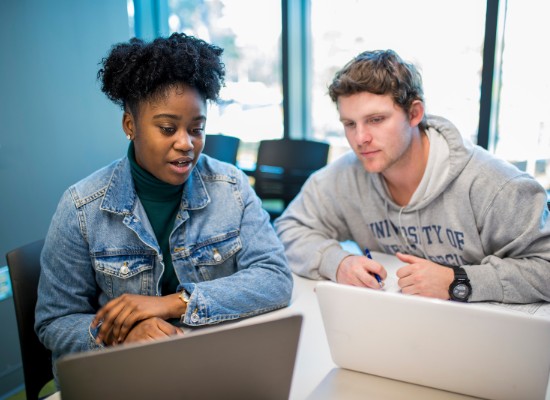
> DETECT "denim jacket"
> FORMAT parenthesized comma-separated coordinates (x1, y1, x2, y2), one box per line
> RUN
(35, 154, 293, 367)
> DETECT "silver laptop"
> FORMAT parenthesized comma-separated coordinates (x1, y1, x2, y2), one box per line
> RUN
(316, 281, 550, 400)
(57, 314, 303, 400)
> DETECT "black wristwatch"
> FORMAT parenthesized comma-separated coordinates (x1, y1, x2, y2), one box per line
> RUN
(449, 266, 471, 302)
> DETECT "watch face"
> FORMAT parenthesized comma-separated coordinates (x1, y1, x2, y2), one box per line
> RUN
(452, 283, 469, 299)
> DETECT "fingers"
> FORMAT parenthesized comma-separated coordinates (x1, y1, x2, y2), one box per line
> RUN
(336, 255, 386, 289)
(94, 294, 148, 344)
(395, 251, 421, 263)
(357, 271, 383, 289)
(124, 318, 184, 344)
(398, 275, 418, 295)
(353, 263, 385, 288)
(93, 295, 176, 345)
(396, 262, 419, 293)
(157, 319, 185, 336)
(94, 298, 127, 344)
(372, 263, 387, 281)
(109, 305, 138, 344)
(396, 259, 453, 299)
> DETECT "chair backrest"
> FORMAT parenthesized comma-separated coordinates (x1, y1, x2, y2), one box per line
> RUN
(202, 133, 241, 165)
(6, 239, 53, 400)
(253, 138, 330, 207)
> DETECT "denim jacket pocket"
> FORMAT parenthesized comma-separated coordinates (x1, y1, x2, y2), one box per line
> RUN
(93, 253, 155, 297)
(192, 231, 242, 280)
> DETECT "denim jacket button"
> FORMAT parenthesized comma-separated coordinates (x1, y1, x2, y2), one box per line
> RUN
(190, 312, 200, 323)
(213, 249, 222, 262)
(120, 263, 129, 275)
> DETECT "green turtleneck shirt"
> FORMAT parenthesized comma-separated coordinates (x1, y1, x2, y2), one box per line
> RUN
(128, 142, 182, 294)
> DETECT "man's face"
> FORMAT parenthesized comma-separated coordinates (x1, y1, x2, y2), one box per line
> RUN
(338, 92, 416, 175)
(124, 85, 207, 186)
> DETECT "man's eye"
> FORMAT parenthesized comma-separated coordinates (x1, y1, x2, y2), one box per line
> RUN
(369, 117, 384, 124)
(191, 127, 205, 135)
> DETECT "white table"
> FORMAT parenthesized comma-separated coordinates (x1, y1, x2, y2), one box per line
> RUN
(47, 251, 550, 400)
(285, 274, 484, 400)
(283, 250, 550, 399)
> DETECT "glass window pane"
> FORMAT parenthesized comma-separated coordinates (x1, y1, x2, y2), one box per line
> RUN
(494, 0, 550, 191)
(311, 0, 486, 162)
(167, 0, 283, 168)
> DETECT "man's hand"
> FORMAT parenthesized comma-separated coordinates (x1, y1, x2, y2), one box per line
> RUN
(395, 252, 454, 299)
(124, 317, 184, 344)
(336, 255, 387, 288)
(92, 293, 185, 345)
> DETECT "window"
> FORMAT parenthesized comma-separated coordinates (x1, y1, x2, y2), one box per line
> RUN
(493, 0, 550, 190)
(154, 0, 549, 192)
(167, 0, 283, 169)
(310, 0, 486, 162)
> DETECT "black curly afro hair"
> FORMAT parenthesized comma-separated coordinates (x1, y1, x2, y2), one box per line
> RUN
(97, 33, 225, 113)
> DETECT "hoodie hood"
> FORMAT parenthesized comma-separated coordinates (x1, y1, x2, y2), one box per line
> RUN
(371, 114, 475, 212)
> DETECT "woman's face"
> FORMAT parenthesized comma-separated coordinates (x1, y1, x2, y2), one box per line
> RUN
(123, 85, 207, 186)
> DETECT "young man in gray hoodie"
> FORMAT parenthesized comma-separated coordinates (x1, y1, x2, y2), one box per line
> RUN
(275, 49, 550, 304)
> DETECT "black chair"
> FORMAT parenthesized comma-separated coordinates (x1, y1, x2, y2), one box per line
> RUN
(202, 133, 241, 165)
(253, 138, 330, 220)
(6, 239, 53, 400)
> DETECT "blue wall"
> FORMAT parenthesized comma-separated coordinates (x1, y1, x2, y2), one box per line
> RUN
(0, 0, 130, 396)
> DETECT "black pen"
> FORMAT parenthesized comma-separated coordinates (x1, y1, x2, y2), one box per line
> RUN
(364, 248, 383, 288)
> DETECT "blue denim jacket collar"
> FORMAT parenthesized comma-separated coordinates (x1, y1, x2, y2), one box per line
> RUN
(179, 166, 210, 210)
(100, 157, 210, 215)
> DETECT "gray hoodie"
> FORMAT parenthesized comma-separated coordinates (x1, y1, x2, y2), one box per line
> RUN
(275, 115, 550, 303)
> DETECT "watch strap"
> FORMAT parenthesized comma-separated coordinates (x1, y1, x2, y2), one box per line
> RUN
(452, 266, 468, 280)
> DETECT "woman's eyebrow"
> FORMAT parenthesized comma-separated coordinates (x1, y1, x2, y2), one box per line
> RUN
(152, 114, 206, 122)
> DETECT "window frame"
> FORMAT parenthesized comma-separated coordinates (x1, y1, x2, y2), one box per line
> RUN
(136, 0, 504, 149)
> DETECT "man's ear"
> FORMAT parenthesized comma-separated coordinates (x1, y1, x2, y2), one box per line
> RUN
(408, 100, 425, 128)
(122, 111, 135, 140)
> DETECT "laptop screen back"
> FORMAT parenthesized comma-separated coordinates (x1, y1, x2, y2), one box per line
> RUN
(57, 314, 303, 400)
(316, 281, 550, 400)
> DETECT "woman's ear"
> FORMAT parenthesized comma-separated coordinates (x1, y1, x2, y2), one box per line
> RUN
(122, 111, 135, 140)
(408, 100, 425, 128)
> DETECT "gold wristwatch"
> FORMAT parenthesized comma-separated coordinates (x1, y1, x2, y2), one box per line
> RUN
(179, 289, 190, 311)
